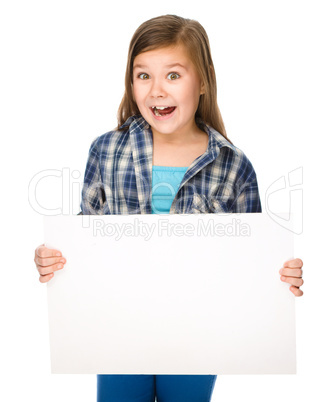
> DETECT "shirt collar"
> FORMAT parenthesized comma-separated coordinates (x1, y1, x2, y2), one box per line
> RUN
(120, 114, 238, 156)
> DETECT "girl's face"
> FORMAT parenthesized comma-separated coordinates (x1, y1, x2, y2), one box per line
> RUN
(132, 44, 204, 140)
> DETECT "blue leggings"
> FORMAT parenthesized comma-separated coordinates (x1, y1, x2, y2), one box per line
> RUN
(97, 374, 217, 402)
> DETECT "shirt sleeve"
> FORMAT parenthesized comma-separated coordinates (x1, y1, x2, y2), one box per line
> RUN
(80, 137, 107, 215)
(229, 154, 262, 213)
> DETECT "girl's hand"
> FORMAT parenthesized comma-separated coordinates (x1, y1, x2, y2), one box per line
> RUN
(34, 244, 66, 283)
(279, 258, 304, 296)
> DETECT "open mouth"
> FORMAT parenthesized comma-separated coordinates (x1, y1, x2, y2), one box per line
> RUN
(151, 106, 176, 117)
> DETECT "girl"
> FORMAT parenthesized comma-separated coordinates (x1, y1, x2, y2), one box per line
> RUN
(34, 14, 304, 402)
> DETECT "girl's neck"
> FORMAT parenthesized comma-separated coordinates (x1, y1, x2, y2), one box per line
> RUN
(152, 125, 209, 167)
(151, 121, 206, 146)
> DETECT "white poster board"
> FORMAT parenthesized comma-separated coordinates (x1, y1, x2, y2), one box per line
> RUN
(44, 213, 296, 374)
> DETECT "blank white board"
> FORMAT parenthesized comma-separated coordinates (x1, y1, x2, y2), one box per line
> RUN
(44, 213, 296, 374)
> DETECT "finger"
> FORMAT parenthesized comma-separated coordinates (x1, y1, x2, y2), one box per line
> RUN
(279, 268, 303, 277)
(34, 256, 66, 267)
(280, 275, 304, 287)
(39, 272, 54, 283)
(37, 262, 64, 276)
(290, 286, 304, 297)
(283, 258, 303, 268)
(35, 244, 62, 259)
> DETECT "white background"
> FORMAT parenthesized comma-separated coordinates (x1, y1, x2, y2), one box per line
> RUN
(0, 0, 330, 401)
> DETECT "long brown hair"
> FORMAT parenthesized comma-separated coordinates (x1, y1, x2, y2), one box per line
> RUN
(117, 14, 233, 144)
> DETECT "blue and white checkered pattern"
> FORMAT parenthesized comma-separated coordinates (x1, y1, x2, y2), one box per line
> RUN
(80, 114, 262, 215)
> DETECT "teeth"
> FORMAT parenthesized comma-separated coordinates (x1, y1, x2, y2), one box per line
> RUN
(154, 106, 168, 110)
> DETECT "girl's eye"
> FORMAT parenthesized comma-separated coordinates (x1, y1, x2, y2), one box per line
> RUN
(137, 73, 149, 80)
(167, 72, 180, 80)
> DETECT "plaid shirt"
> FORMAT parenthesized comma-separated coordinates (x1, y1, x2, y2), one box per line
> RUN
(80, 114, 262, 215)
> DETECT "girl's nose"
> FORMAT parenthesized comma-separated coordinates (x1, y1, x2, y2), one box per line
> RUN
(149, 78, 167, 98)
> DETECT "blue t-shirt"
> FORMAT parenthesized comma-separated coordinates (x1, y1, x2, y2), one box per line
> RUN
(151, 165, 188, 214)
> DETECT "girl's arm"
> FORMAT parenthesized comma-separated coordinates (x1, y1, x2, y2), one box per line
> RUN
(80, 137, 107, 215)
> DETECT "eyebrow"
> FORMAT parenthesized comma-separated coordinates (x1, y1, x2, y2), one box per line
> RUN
(133, 63, 187, 71)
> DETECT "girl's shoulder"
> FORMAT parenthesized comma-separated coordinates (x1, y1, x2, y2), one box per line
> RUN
(203, 122, 258, 183)
(88, 125, 130, 152)
(202, 120, 252, 167)
(86, 115, 149, 156)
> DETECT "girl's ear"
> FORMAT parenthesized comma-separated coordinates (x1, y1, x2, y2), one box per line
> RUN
(200, 82, 205, 95)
